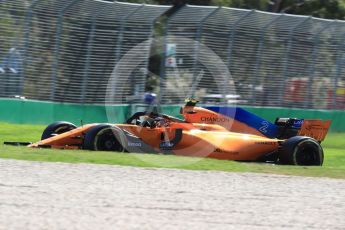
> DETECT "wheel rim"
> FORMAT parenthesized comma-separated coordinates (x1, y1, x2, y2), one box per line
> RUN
(295, 142, 320, 165)
(94, 128, 123, 152)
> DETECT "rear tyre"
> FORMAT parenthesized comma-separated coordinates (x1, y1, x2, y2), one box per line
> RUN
(41, 121, 77, 140)
(279, 136, 324, 166)
(82, 124, 125, 152)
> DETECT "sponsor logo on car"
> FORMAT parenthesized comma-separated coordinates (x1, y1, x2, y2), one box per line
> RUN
(254, 141, 276, 145)
(160, 141, 174, 149)
(259, 121, 269, 133)
(292, 119, 304, 128)
(128, 142, 142, 147)
(200, 117, 231, 123)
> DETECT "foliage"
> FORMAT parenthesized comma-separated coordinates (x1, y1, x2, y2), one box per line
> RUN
(117, 0, 345, 20)
(278, 0, 345, 19)
(212, 0, 267, 9)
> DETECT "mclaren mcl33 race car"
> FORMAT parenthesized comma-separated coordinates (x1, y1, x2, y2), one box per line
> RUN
(15, 99, 331, 166)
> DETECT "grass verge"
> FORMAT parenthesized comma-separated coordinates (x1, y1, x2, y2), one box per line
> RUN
(0, 123, 344, 179)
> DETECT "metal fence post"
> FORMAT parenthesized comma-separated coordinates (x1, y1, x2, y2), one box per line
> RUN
(158, 6, 184, 106)
(252, 14, 284, 104)
(279, 16, 312, 106)
(80, 4, 109, 103)
(190, 7, 221, 99)
(306, 20, 335, 108)
(145, 6, 169, 103)
(21, 0, 44, 96)
(333, 28, 345, 109)
(226, 10, 255, 70)
(158, 17, 170, 107)
(50, 0, 81, 101)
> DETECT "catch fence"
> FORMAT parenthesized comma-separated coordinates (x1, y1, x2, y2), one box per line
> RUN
(1, 0, 345, 109)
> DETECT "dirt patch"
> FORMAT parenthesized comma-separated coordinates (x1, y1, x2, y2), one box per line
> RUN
(0, 159, 344, 230)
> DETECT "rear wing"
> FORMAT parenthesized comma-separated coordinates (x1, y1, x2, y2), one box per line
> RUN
(298, 119, 332, 142)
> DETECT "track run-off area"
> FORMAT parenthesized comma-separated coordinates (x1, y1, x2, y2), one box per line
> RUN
(0, 159, 344, 230)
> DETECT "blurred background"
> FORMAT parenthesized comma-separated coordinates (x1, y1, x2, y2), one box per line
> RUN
(1, 0, 345, 128)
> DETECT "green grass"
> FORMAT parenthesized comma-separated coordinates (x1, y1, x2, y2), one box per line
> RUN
(322, 132, 345, 150)
(0, 122, 344, 179)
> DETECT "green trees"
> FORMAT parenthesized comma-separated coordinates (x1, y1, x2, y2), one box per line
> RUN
(117, 0, 345, 20)
(284, 0, 345, 19)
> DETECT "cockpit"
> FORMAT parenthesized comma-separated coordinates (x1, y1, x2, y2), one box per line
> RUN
(126, 111, 185, 128)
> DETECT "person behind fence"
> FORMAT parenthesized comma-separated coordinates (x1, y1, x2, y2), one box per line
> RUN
(0, 48, 23, 97)
(144, 86, 157, 105)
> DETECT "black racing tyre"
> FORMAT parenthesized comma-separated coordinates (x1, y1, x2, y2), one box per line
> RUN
(41, 121, 77, 140)
(279, 136, 324, 166)
(82, 124, 125, 152)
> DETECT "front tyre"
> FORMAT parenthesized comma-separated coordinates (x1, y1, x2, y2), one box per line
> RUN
(82, 124, 125, 152)
(41, 121, 77, 140)
(279, 136, 324, 166)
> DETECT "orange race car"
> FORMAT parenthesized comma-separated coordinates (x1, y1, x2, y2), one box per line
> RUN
(10, 99, 331, 166)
